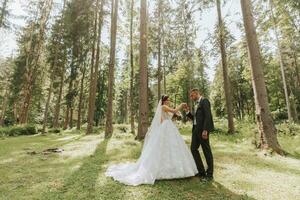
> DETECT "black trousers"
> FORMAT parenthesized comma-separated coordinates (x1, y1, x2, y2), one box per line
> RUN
(191, 127, 214, 177)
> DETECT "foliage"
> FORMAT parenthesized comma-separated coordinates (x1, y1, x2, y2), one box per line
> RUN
(0, 0, 299, 137)
(0, 124, 37, 136)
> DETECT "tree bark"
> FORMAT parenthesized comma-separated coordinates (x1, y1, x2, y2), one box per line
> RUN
(42, 79, 53, 134)
(63, 78, 72, 129)
(157, 0, 162, 100)
(240, 0, 285, 155)
(70, 107, 74, 128)
(0, 89, 8, 126)
(163, 59, 167, 94)
(53, 66, 64, 128)
(137, 0, 148, 140)
(86, 0, 104, 134)
(129, 0, 135, 135)
(42, 39, 60, 133)
(105, 0, 119, 138)
(216, 0, 234, 133)
(52, 0, 66, 129)
(77, 63, 86, 130)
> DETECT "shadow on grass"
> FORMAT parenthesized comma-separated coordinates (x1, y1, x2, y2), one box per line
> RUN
(216, 149, 300, 175)
(140, 178, 255, 200)
(41, 139, 124, 200)
(286, 151, 300, 160)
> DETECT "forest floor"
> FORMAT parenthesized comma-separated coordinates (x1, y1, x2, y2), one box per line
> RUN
(0, 120, 300, 200)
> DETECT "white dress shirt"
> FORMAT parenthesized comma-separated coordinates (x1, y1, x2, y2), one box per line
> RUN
(193, 97, 202, 125)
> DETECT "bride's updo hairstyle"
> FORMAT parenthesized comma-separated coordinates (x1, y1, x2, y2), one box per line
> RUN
(161, 95, 169, 105)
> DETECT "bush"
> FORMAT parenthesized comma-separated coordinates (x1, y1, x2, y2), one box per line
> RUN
(271, 109, 288, 121)
(276, 122, 300, 136)
(0, 124, 37, 137)
(48, 128, 61, 133)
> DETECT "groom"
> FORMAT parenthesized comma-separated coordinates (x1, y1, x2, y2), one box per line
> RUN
(184, 88, 214, 181)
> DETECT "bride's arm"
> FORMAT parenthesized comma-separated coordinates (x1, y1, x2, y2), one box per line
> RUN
(162, 103, 184, 114)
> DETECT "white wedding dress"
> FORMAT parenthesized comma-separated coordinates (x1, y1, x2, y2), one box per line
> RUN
(105, 101, 198, 186)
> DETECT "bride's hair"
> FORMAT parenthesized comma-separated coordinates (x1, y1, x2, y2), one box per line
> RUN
(161, 95, 169, 105)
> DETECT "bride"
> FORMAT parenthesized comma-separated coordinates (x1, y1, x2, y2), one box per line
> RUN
(105, 95, 198, 186)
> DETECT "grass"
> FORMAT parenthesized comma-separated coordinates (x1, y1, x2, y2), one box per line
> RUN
(0, 121, 299, 200)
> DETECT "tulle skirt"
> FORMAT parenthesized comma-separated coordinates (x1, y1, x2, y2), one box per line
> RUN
(105, 119, 198, 186)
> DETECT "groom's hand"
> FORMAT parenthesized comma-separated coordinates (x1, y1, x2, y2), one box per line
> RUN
(202, 130, 208, 140)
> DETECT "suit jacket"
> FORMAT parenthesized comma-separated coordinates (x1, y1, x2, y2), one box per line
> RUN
(187, 98, 214, 134)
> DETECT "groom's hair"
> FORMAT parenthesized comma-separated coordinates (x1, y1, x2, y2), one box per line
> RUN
(190, 88, 201, 94)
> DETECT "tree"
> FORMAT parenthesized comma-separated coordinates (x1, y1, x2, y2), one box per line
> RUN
(105, 0, 119, 138)
(52, 1, 68, 129)
(129, 0, 135, 134)
(42, 57, 55, 133)
(157, 0, 162, 100)
(77, 54, 88, 130)
(19, 0, 54, 124)
(0, 57, 13, 125)
(136, 0, 148, 140)
(0, 0, 9, 28)
(240, 0, 284, 155)
(269, 0, 294, 122)
(63, 0, 94, 129)
(216, 0, 234, 133)
(86, 0, 105, 134)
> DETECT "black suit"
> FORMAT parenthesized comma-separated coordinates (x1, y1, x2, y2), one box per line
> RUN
(186, 97, 214, 177)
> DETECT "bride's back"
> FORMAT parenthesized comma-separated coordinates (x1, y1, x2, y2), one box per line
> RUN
(161, 106, 173, 122)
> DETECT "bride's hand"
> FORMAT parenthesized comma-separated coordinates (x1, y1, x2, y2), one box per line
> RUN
(183, 104, 189, 112)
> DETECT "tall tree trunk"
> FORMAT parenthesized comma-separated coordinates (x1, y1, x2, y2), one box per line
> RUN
(52, 0, 66, 129)
(124, 91, 128, 123)
(77, 64, 86, 130)
(216, 0, 234, 133)
(86, 0, 104, 134)
(0, 0, 8, 28)
(42, 79, 53, 134)
(86, 1, 98, 134)
(294, 51, 300, 88)
(163, 60, 167, 94)
(129, 0, 135, 134)
(63, 79, 72, 129)
(137, 0, 148, 140)
(42, 45, 59, 133)
(240, 0, 285, 155)
(0, 89, 8, 126)
(53, 67, 64, 128)
(70, 107, 74, 128)
(289, 92, 298, 122)
(105, 0, 118, 138)
(19, 75, 34, 124)
(157, 0, 162, 100)
(270, 0, 293, 122)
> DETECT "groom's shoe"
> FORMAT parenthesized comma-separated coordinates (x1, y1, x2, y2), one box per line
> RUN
(204, 175, 214, 182)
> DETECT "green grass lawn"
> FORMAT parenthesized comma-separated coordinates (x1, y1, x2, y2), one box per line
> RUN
(0, 121, 299, 200)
